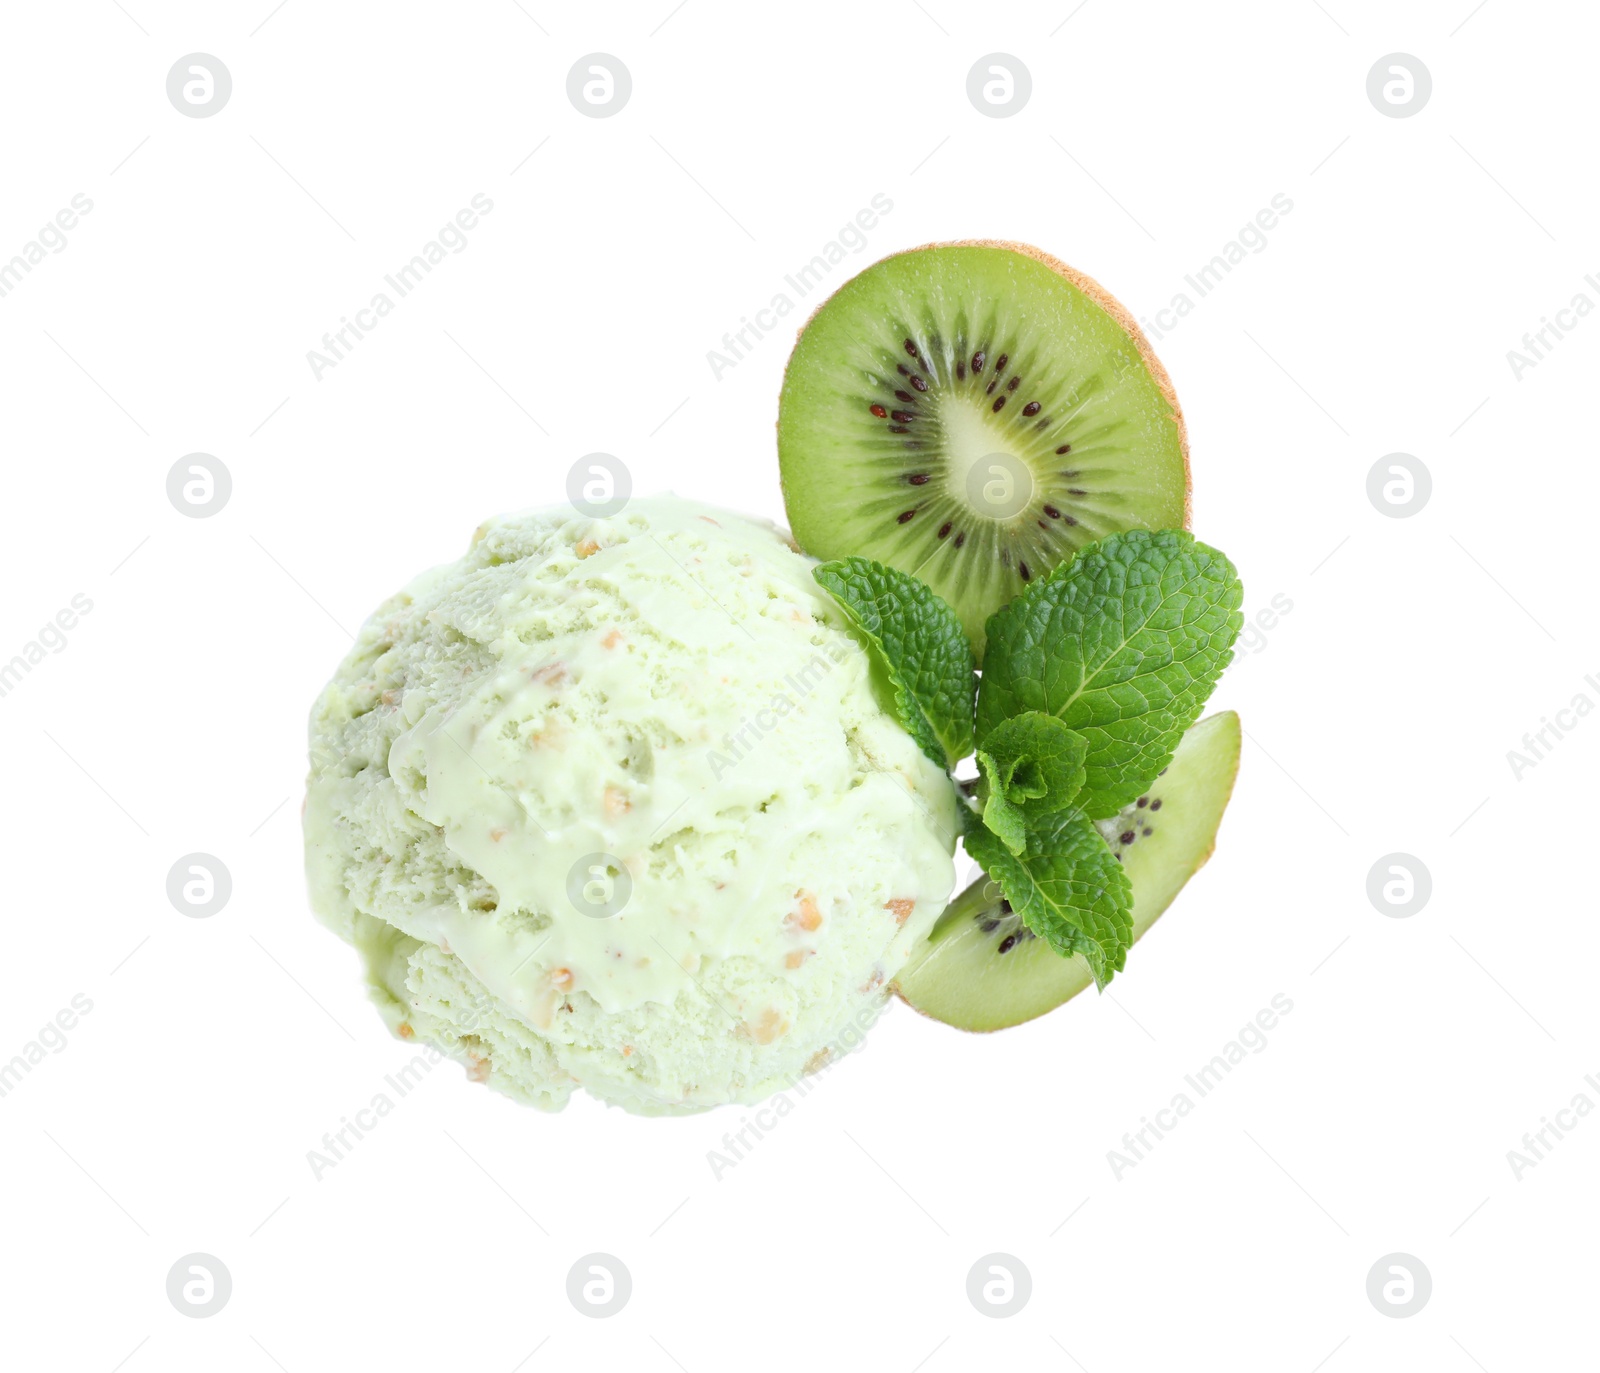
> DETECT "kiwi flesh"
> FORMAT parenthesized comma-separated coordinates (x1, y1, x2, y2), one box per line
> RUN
(778, 241, 1190, 658)
(892, 710, 1240, 1032)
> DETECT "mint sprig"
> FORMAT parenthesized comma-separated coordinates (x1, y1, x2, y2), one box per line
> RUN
(813, 556, 975, 769)
(813, 528, 1240, 990)
(977, 530, 1243, 818)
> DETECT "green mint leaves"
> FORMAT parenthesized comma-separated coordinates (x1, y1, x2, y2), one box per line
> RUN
(815, 529, 1241, 989)
(813, 556, 975, 769)
(975, 712, 1088, 856)
(978, 530, 1243, 818)
(965, 808, 1133, 990)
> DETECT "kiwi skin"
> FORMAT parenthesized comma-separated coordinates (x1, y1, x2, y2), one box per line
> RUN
(779, 239, 1193, 532)
(892, 710, 1241, 1033)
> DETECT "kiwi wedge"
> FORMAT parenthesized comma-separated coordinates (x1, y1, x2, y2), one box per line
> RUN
(778, 241, 1190, 658)
(893, 710, 1240, 1032)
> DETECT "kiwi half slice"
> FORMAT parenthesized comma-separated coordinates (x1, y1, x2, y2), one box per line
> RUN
(778, 241, 1190, 657)
(893, 710, 1240, 1032)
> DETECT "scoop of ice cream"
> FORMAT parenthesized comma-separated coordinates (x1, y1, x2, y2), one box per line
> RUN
(304, 497, 958, 1114)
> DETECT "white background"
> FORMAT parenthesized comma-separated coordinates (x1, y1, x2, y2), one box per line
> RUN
(0, 2, 1594, 1369)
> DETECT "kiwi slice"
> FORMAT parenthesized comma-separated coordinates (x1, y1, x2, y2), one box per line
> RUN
(893, 711, 1240, 1032)
(778, 240, 1190, 657)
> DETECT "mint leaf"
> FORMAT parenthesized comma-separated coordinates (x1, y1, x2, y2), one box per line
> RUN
(975, 712, 1088, 855)
(966, 809, 1133, 989)
(976, 530, 1242, 817)
(814, 556, 975, 768)
(975, 750, 1029, 856)
(978, 712, 1089, 812)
